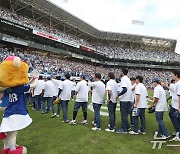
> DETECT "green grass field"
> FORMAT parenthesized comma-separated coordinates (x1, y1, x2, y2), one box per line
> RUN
(0, 91, 179, 154)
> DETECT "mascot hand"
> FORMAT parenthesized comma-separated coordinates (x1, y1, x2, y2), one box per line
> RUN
(0, 132, 6, 140)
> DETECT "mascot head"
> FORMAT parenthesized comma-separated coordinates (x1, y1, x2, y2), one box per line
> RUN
(0, 56, 29, 87)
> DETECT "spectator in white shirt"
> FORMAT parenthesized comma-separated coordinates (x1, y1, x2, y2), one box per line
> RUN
(117, 69, 132, 134)
(69, 75, 89, 125)
(129, 75, 148, 135)
(168, 70, 180, 141)
(33, 76, 45, 111)
(42, 77, 56, 117)
(105, 72, 118, 132)
(91, 73, 105, 131)
(58, 73, 73, 123)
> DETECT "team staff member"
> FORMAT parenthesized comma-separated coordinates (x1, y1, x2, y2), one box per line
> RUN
(129, 75, 148, 135)
(69, 75, 89, 125)
(117, 68, 132, 134)
(151, 77, 170, 139)
(58, 73, 73, 123)
(168, 70, 180, 141)
(90, 73, 105, 131)
(105, 72, 118, 132)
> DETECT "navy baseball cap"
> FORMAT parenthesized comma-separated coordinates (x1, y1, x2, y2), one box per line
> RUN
(80, 74, 86, 80)
(152, 77, 160, 83)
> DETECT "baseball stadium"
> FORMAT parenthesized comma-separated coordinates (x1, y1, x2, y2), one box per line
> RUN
(0, 0, 179, 154)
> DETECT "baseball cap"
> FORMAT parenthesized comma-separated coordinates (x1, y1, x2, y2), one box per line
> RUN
(80, 74, 86, 80)
(152, 77, 160, 83)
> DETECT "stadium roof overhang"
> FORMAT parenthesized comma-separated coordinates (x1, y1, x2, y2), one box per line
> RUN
(1, 0, 177, 51)
(98, 31, 176, 49)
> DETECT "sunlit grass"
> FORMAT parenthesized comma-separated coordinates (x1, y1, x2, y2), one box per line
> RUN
(0, 91, 178, 154)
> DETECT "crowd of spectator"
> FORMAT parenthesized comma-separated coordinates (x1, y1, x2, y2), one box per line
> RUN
(0, 7, 92, 48)
(111, 48, 180, 61)
(0, 47, 174, 89)
(0, 7, 180, 62)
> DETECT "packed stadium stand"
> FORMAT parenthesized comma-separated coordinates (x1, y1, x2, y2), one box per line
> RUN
(0, 47, 174, 88)
(0, 6, 180, 61)
(0, 0, 179, 88)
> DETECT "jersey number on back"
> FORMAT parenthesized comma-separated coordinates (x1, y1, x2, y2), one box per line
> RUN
(9, 93, 18, 102)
